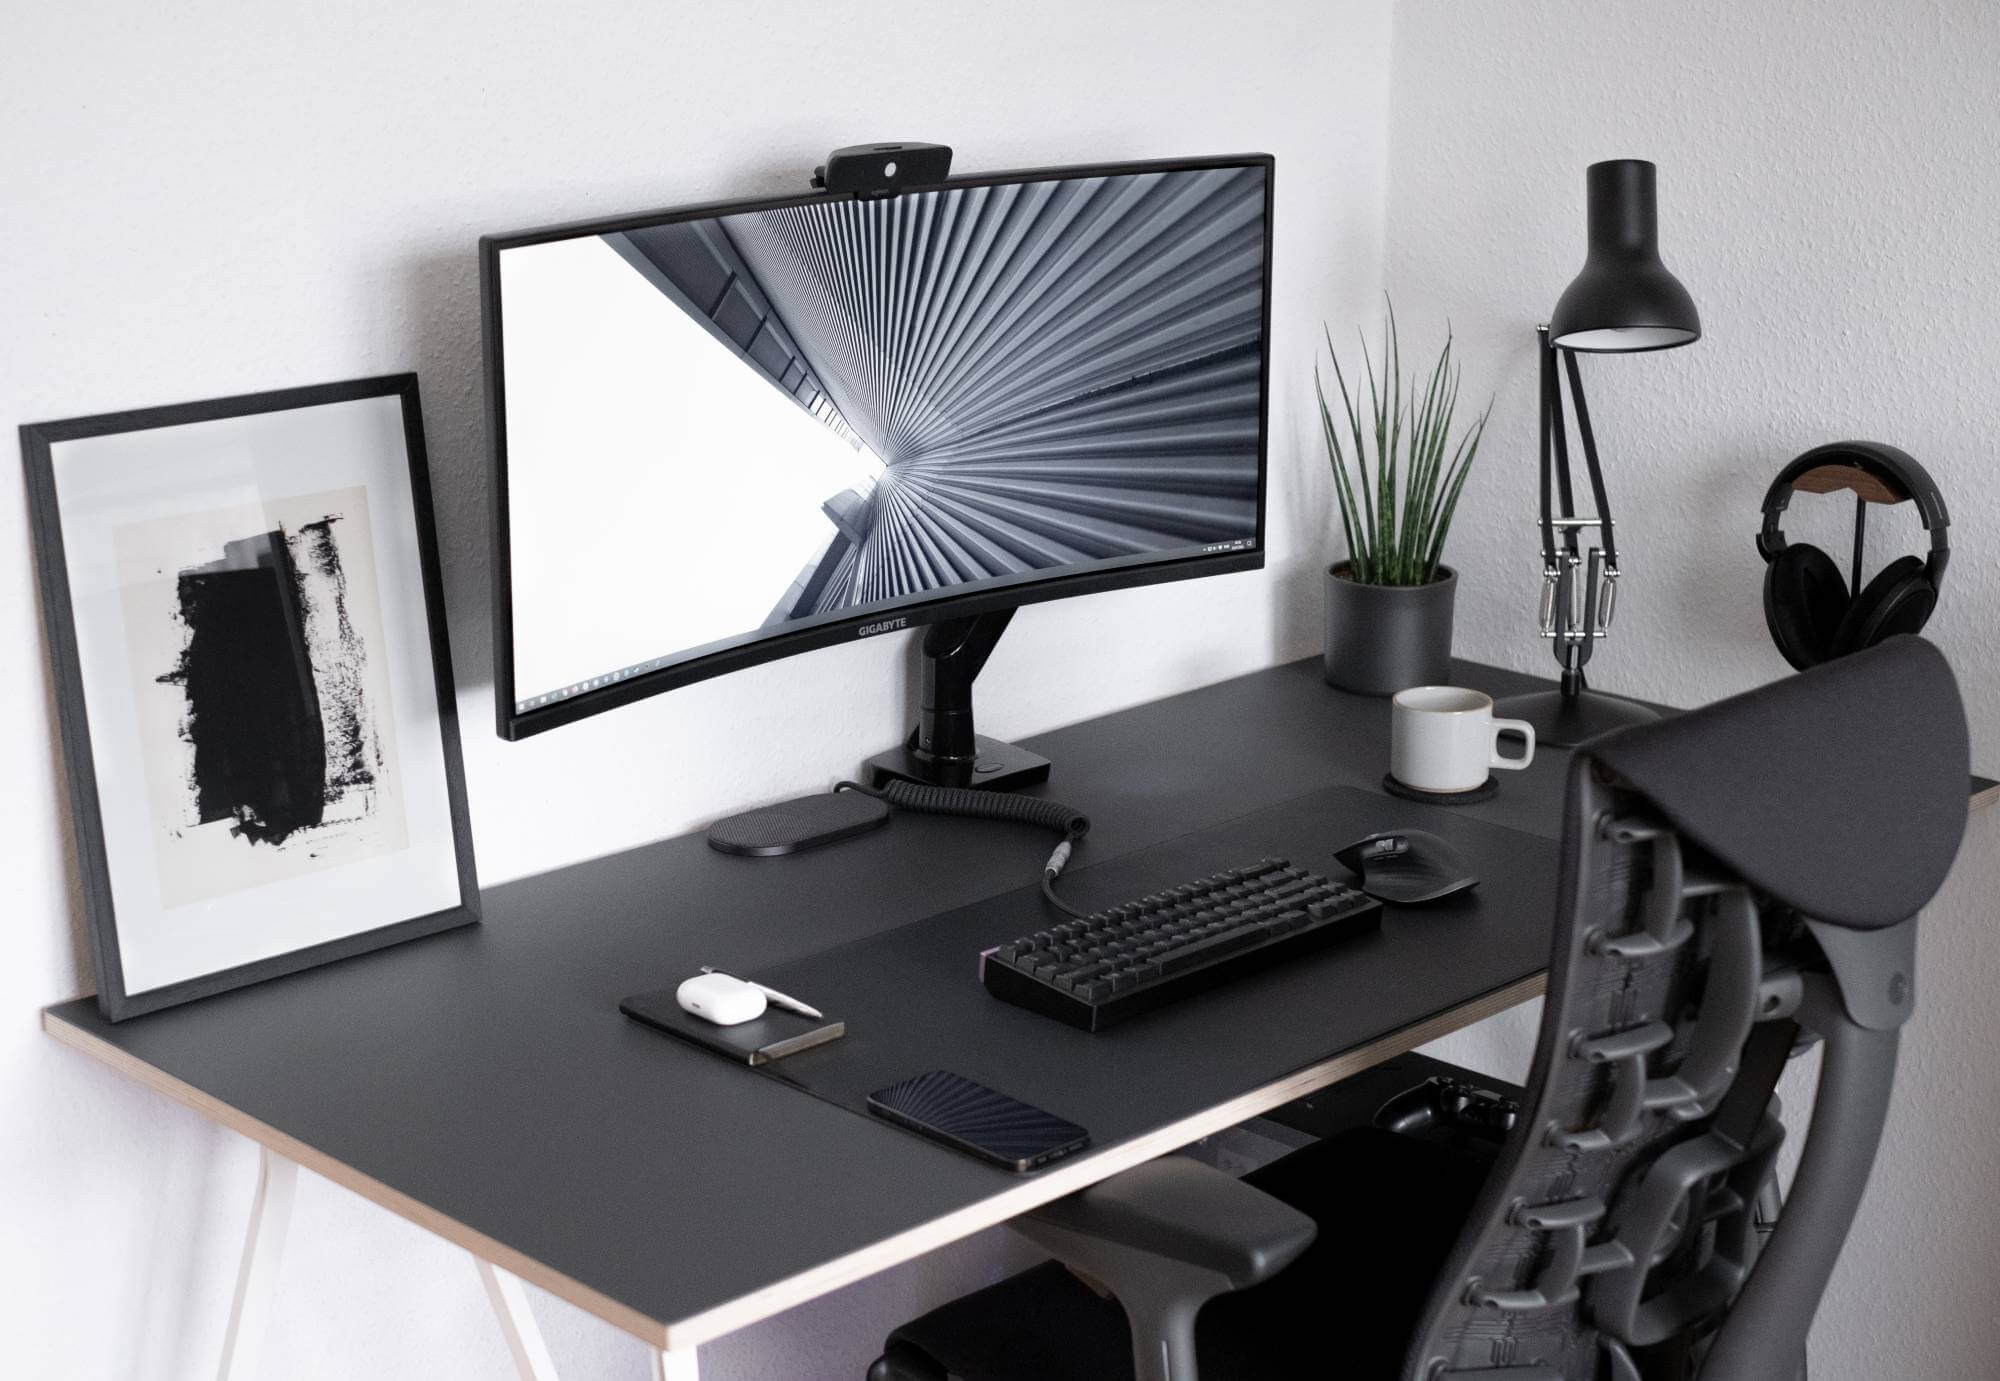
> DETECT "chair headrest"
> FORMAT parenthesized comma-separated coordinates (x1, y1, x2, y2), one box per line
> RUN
(1587, 637, 1968, 930)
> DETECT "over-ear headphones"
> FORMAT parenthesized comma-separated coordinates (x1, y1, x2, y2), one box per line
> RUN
(1757, 441, 1949, 671)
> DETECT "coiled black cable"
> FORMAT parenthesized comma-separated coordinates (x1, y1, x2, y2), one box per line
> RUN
(835, 779, 1092, 917)
(837, 778, 1088, 840)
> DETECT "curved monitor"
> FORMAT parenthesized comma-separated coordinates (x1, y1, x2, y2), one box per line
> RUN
(483, 153, 1273, 739)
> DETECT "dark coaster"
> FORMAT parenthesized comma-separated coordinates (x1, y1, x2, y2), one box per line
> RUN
(1382, 773, 1498, 805)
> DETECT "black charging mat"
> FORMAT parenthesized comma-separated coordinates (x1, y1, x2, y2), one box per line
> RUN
(720, 783, 1558, 1167)
(707, 791, 890, 857)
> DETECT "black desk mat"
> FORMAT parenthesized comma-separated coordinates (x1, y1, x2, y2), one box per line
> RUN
(734, 783, 1559, 1166)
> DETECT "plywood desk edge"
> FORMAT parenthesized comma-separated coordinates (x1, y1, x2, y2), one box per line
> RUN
(1969, 775, 1999, 814)
(44, 971, 1546, 1350)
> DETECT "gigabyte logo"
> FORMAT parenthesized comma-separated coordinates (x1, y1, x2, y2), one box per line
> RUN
(857, 618, 909, 637)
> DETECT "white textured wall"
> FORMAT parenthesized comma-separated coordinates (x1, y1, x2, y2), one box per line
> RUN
(1389, 3, 2000, 1377)
(0, 3, 1393, 1378)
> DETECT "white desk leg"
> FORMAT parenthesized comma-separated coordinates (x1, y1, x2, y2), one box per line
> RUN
(475, 1258, 562, 1381)
(217, 1146, 298, 1381)
(651, 1346, 700, 1381)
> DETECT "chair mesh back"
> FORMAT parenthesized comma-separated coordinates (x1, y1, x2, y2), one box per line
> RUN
(1404, 757, 1804, 1381)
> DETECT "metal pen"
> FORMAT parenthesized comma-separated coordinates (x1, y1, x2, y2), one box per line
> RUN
(700, 967, 824, 1020)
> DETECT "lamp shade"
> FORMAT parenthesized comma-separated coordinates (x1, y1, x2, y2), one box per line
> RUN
(1549, 159, 1700, 353)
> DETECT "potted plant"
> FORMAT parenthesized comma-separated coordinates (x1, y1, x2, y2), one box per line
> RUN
(1316, 304, 1490, 695)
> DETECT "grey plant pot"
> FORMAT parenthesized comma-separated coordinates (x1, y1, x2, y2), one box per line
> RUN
(1322, 563, 1458, 696)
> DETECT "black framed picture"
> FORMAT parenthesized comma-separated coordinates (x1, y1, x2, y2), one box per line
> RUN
(22, 374, 478, 1020)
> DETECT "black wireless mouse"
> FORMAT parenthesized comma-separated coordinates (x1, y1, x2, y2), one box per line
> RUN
(1334, 829, 1478, 905)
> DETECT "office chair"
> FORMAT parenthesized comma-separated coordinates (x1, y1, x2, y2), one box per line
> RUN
(868, 635, 1968, 1381)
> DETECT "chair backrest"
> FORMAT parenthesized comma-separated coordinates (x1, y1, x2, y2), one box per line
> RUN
(1403, 636, 1969, 1381)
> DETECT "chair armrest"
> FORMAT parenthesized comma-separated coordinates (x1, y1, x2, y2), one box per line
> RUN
(1026, 1156, 1316, 1291)
(1015, 1157, 1318, 1380)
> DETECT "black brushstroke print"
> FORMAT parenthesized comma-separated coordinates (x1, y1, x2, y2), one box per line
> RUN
(158, 511, 381, 847)
(294, 516, 379, 798)
(159, 530, 327, 844)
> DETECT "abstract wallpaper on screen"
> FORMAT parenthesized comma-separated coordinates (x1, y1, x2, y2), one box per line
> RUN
(603, 165, 1266, 626)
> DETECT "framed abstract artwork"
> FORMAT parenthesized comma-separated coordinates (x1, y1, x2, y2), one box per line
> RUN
(23, 374, 478, 1020)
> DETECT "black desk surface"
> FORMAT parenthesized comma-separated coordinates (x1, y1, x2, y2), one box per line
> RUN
(44, 657, 1593, 1349)
(748, 782, 1558, 1139)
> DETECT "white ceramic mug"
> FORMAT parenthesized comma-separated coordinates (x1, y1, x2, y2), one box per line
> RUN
(1390, 686, 1535, 793)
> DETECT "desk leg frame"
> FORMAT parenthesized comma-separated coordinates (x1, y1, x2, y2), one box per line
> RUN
(477, 1258, 563, 1381)
(477, 1255, 706, 1381)
(653, 1347, 701, 1381)
(215, 1143, 692, 1381)
(218, 1146, 297, 1381)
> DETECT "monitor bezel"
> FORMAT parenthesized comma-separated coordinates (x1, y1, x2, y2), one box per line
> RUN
(482, 152, 1275, 740)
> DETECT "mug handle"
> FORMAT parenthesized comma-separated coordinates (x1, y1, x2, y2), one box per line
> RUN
(1490, 719, 1536, 771)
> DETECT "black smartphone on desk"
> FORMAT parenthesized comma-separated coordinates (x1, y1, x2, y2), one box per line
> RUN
(867, 1070, 1090, 1172)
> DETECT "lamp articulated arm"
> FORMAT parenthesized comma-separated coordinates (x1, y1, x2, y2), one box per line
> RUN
(1536, 329, 1622, 698)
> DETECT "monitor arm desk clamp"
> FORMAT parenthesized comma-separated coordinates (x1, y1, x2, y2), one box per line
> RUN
(866, 609, 1052, 791)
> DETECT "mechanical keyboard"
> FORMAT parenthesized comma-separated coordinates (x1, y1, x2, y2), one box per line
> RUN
(979, 856, 1382, 1031)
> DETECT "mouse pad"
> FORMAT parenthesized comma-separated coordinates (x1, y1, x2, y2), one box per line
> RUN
(720, 783, 1558, 1168)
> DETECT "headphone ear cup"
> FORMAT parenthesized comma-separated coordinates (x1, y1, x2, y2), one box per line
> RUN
(1832, 555, 1936, 657)
(1764, 543, 1850, 670)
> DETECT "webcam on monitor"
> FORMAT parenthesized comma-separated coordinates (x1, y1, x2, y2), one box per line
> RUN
(810, 142, 953, 197)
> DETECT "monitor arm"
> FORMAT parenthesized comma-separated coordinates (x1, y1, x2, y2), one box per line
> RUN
(917, 610, 1009, 764)
(865, 609, 1053, 793)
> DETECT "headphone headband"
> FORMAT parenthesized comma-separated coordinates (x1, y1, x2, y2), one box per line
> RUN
(1758, 440, 1950, 585)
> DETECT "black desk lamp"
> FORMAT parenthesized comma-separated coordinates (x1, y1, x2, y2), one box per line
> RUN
(1497, 159, 1700, 746)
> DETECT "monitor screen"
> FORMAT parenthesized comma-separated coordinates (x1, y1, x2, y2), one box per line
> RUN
(486, 155, 1271, 736)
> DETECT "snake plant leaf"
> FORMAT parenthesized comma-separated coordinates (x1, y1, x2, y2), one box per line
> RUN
(1319, 303, 1490, 588)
